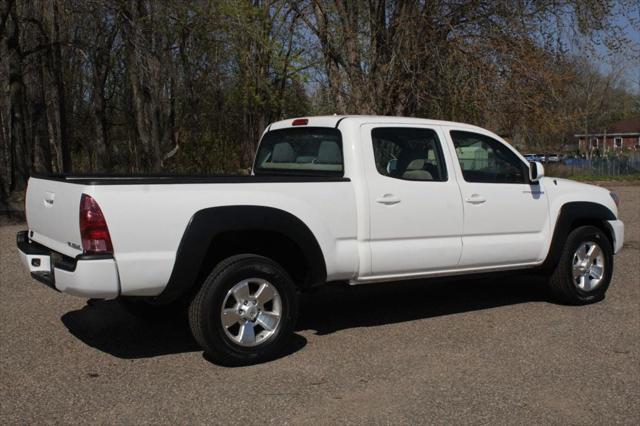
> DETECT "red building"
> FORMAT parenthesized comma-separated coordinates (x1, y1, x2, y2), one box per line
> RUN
(575, 117, 640, 153)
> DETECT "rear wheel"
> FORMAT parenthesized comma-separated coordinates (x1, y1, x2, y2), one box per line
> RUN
(188, 254, 299, 366)
(548, 225, 613, 305)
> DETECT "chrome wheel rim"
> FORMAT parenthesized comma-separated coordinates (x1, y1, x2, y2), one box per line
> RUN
(572, 241, 605, 292)
(221, 278, 282, 347)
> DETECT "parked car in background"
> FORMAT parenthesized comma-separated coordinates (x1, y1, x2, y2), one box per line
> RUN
(563, 155, 594, 166)
(17, 115, 625, 365)
(547, 154, 560, 163)
(537, 154, 547, 162)
(524, 154, 539, 162)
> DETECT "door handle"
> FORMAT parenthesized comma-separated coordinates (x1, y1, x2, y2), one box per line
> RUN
(376, 194, 401, 205)
(465, 194, 486, 204)
(43, 192, 55, 208)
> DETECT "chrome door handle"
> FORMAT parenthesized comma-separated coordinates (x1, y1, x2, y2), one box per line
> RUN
(465, 195, 486, 204)
(43, 192, 55, 207)
(376, 194, 401, 205)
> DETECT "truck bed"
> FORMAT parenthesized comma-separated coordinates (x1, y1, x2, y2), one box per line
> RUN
(25, 172, 358, 297)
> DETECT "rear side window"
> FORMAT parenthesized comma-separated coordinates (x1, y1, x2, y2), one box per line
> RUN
(371, 127, 447, 181)
(450, 131, 527, 184)
(254, 127, 343, 176)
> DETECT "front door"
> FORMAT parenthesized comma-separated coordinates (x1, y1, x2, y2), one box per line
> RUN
(446, 129, 550, 268)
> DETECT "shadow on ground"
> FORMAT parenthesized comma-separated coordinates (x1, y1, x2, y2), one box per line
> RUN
(62, 274, 549, 360)
(297, 274, 549, 335)
(61, 300, 200, 359)
(61, 298, 308, 362)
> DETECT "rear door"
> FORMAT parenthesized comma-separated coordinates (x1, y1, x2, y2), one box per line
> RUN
(360, 124, 463, 277)
(25, 177, 85, 257)
(445, 129, 549, 267)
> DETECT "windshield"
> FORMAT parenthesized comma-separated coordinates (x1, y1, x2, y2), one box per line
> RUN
(254, 127, 343, 176)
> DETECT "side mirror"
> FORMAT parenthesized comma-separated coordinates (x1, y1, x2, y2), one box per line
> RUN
(529, 161, 544, 183)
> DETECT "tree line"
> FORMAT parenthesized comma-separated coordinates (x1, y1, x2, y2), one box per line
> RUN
(1, 0, 639, 203)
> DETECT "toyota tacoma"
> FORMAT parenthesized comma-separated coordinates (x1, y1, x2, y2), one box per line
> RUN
(17, 115, 624, 365)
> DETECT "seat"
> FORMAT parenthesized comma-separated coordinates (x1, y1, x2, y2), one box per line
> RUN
(402, 159, 433, 180)
(317, 141, 342, 164)
(272, 142, 295, 163)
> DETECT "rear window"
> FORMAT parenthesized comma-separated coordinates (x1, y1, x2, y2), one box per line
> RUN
(254, 127, 343, 176)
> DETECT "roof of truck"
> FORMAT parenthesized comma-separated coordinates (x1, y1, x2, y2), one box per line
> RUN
(267, 115, 489, 133)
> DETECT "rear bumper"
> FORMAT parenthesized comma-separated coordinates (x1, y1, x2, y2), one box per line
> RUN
(607, 220, 624, 254)
(17, 231, 120, 299)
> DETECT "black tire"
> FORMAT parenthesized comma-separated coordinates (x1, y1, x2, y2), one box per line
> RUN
(188, 254, 299, 366)
(119, 296, 189, 320)
(548, 225, 613, 305)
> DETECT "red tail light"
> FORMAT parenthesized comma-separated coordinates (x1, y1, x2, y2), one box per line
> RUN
(292, 118, 308, 126)
(79, 194, 113, 254)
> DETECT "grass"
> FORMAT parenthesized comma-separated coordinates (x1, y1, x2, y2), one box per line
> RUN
(566, 174, 640, 183)
(544, 163, 640, 184)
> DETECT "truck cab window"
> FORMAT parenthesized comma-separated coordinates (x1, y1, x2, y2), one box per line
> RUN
(371, 127, 447, 181)
(450, 131, 527, 184)
(255, 127, 343, 176)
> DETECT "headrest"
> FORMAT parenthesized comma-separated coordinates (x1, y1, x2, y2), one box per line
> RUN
(272, 142, 295, 163)
(406, 159, 425, 170)
(402, 170, 433, 180)
(317, 141, 342, 164)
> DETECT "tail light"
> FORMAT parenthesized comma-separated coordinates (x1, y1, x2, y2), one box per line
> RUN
(79, 194, 113, 254)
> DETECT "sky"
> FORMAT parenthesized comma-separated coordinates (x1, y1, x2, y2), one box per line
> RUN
(594, 8, 640, 93)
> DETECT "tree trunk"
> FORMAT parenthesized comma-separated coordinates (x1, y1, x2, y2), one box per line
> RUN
(88, 23, 116, 172)
(38, 0, 70, 173)
(50, 0, 70, 172)
(0, 0, 12, 200)
(312, 2, 346, 113)
(4, 1, 29, 192)
(90, 74, 108, 170)
(123, 0, 163, 171)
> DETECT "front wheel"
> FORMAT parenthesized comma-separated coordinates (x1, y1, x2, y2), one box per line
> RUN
(548, 225, 614, 305)
(188, 254, 299, 366)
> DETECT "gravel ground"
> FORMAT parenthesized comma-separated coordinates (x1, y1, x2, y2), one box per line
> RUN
(1, 186, 638, 424)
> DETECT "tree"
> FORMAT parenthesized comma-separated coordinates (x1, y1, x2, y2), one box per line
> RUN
(0, 0, 638, 207)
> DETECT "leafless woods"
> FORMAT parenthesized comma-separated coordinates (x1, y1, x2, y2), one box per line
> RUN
(1, 0, 638, 201)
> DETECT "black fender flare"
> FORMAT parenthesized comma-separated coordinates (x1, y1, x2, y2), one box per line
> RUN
(540, 201, 616, 271)
(155, 206, 327, 304)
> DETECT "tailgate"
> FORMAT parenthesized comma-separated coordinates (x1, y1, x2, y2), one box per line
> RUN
(26, 177, 86, 258)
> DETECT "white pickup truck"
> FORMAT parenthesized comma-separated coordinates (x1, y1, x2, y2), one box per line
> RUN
(18, 115, 624, 365)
